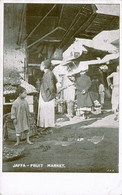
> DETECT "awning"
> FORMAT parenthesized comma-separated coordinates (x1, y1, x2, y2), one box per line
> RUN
(100, 53, 119, 63)
(67, 53, 119, 76)
(82, 39, 118, 53)
(93, 29, 119, 43)
(71, 45, 110, 61)
(111, 39, 119, 49)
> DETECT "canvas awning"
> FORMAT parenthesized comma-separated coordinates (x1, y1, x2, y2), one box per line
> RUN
(111, 39, 119, 49)
(93, 29, 119, 43)
(66, 53, 119, 76)
(82, 39, 118, 53)
(70, 45, 110, 62)
(25, 4, 119, 64)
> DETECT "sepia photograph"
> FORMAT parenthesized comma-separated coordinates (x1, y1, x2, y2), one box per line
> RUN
(2, 2, 120, 175)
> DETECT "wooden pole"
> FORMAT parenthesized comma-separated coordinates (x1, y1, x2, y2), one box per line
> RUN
(17, 4, 26, 45)
(58, 5, 64, 26)
(25, 4, 56, 41)
(62, 13, 96, 51)
(27, 27, 66, 49)
(59, 8, 82, 48)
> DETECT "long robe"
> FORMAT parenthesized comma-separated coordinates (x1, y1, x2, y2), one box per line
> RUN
(110, 72, 119, 111)
(11, 97, 30, 134)
(76, 74, 93, 108)
(37, 70, 56, 128)
(89, 80, 99, 102)
(37, 92, 55, 128)
(63, 76, 75, 102)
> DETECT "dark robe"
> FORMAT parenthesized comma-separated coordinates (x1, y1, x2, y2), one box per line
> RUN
(76, 74, 93, 108)
(41, 70, 57, 102)
(89, 80, 99, 102)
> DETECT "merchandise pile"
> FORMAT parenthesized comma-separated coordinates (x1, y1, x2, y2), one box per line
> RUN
(3, 146, 24, 161)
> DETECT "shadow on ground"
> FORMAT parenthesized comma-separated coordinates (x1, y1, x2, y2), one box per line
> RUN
(3, 122, 119, 173)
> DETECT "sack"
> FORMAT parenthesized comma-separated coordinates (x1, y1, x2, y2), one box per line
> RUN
(105, 88, 111, 99)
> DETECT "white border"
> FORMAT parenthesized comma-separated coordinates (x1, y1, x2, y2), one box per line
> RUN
(0, 1, 122, 195)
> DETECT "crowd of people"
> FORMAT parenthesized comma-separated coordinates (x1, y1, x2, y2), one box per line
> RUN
(11, 59, 119, 146)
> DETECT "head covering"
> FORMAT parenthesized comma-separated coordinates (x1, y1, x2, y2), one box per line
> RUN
(17, 86, 26, 96)
(43, 59, 51, 69)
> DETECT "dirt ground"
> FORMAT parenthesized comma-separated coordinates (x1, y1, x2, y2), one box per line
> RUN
(2, 100, 119, 173)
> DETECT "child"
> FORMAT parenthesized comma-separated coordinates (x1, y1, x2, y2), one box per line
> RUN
(99, 81, 105, 108)
(11, 86, 33, 145)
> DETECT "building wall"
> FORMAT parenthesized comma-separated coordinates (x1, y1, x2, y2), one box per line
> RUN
(4, 4, 27, 72)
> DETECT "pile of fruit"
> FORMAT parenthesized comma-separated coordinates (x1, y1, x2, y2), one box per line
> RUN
(3, 146, 24, 162)
(3, 85, 17, 95)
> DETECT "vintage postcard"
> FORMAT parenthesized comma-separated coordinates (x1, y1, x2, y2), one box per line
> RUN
(0, 0, 122, 194)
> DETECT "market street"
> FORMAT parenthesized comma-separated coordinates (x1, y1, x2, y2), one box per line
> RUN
(3, 104, 119, 173)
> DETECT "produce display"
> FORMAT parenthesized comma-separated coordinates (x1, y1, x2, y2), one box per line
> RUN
(3, 77, 21, 85)
(3, 80, 37, 95)
(3, 85, 17, 95)
(3, 146, 24, 161)
(3, 68, 37, 95)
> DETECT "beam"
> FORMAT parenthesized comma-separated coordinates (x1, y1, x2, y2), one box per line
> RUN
(58, 5, 64, 26)
(91, 4, 98, 13)
(27, 27, 66, 49)
(25, 37, 61, 42)
(62, 13, 97, 50)
(74, 13, 97, 35)
(25, 4, 56, 41)
(61, 4, 91, 40)
(76, 33, 94, 39)
(59, 7, 82, 48)
(26, 16, 58, 19)
(17, 4, 26, 45)
(104, 16, 118, 30)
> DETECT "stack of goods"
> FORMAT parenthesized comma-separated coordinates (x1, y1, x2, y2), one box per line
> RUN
(76, 108, 85, 118)
(3, 85, 17, 95)
(3, 69, 37, 95)
(92, 100, 101, 115)
(3, 146, 24, 162)
(3, 69, 21, 97)
(55, 98, 66, 114)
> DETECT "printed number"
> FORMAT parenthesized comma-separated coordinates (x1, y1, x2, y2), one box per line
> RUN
(107, 169, 114, 172)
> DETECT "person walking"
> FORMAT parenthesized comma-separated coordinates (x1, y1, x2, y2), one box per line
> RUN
(99, 80, 105, 108)
(107, 66, 119, 121)
(62, 75, 76, 118)
(37, 59, 57, 131)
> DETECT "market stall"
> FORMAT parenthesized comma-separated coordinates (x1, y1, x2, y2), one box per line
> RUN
(53, 44, 119, 117)
(3, 69, 38, 140)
